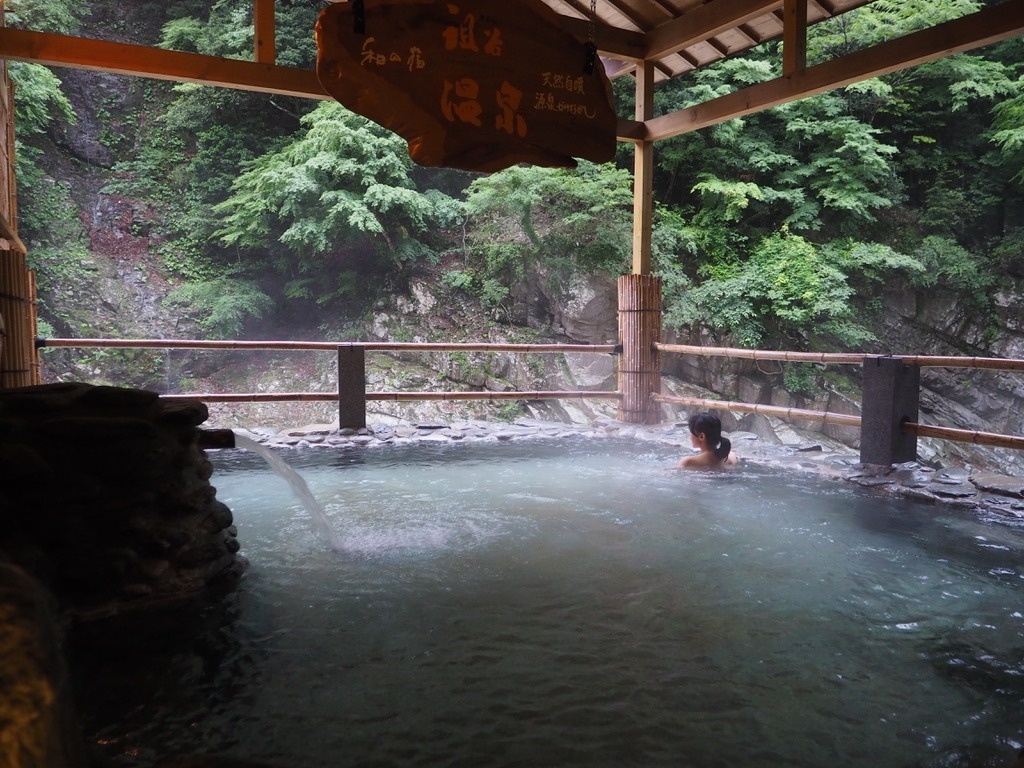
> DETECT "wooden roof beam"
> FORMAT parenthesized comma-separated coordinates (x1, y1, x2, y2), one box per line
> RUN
(646, 0, 1024, 141)
(645, 0, 783, 60)
(554, 14, 646, 61)
(783, 0, 807, 75)
(0, 25, 651, 144)
(254, 0, 275, 65)
(0, 27, 329, 99)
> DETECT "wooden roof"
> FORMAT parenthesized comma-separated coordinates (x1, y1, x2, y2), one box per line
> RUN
(0, 0, 1021, 143)
(542, 0, 875, 82)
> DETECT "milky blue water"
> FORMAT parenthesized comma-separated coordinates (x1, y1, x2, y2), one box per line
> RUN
(80, 438, 1024, 768)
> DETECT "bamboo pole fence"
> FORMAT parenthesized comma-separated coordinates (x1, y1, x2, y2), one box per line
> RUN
(652, 393, 863, 428)
(655, 346, 1024, 454)
(35, 337, 1024, 454)
(0, 249, 34, 388)
(655, 342, 865, 365)
(902, 422, 1024, 451)
(39, 338, 617, 354)
(162, 390, 622, 403)
(40, 339, 622, 413)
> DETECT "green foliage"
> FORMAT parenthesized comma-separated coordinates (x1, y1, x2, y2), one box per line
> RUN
(907, 235, 994, 307)
(213, 102, 459, 307)
(160, 0, 317, 67)
(441, 269, 476, 293)
(164, 275, 275, 338)
(9, 63, 75, 136)
(992, 77, 1024, 180)
(497, 402, 523, 422)
(460, 161, 633, 313)
(5, 0, 79, 33)
(665, 229, 896, 349)
(782, 363, 820, 397)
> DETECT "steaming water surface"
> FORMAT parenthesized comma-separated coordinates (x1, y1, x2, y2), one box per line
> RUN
(82, 438, 1024, 767)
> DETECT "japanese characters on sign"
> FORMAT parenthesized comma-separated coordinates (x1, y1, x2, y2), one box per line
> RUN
(316, 0, 617, 172)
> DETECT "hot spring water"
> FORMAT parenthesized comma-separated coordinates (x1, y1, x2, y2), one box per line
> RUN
(79, 438, 1024, 767)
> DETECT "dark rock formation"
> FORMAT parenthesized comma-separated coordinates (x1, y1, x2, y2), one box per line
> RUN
(0, 563, 89, 768)
(0, 382, 243, 625)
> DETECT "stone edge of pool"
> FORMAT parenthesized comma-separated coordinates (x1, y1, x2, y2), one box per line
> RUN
(229, 418, 1024, 524)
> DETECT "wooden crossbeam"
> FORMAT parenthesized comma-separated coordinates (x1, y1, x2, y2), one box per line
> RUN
(0, 27, 329, 99)
(554, 14, 646, 61)
(646, 0, 1024, 140)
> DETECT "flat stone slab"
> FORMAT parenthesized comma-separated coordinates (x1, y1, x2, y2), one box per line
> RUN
(972, 474, 1024, 498)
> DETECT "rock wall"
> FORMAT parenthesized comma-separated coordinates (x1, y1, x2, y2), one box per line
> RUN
(0, 382, 242, 625)
(0, 563, 90, 768)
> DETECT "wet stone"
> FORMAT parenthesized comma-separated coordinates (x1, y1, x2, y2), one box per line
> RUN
(927, 484, 977, 499)
(972, 474, 1024, 498)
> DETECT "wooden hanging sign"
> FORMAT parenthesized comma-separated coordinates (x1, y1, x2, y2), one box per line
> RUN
(315, 0, 618, 172)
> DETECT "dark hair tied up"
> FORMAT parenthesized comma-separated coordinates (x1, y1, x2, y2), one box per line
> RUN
(687, 412, 732, 461)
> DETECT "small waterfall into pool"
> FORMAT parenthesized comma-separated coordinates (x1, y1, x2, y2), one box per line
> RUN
(231, 432, 346, 552)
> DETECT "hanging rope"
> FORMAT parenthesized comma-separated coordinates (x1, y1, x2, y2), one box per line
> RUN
(352, 0, 365, 35)
(584, 0, 598, 74)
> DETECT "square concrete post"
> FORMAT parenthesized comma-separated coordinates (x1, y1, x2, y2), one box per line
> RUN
(338, 345, 366, 430)
(860, 355, 919, 465)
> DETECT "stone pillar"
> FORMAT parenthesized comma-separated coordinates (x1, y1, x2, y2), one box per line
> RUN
(617, 274, 662, 424)
(860, 355, 920, 465)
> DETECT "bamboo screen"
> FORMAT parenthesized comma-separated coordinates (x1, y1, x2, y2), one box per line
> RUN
(0, 47, 38, 389)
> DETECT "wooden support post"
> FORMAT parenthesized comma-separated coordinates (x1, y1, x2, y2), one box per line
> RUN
(632, 60, 654, 276)
(0, 249, 32, 388)
(860, 355, 919, 465)
(254, 0, 276, 65)
(338, 345, 366, 430)
(783, 0, 807, 76)
(617, 274, 662, 424)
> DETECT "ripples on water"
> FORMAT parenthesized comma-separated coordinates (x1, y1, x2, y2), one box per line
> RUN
(77, 438, 1024, 768)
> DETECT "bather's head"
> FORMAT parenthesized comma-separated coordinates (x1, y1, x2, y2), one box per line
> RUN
(687, 412, 731, 461)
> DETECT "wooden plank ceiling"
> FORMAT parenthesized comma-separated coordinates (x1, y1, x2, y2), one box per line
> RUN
(543, 0, 873, 82)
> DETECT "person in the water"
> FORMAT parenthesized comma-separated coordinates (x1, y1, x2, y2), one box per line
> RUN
(678, 412, 737, 469)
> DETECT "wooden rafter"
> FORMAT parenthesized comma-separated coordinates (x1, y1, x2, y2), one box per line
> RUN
(642, 0, 678, 20)
(645, 0, 783, 59)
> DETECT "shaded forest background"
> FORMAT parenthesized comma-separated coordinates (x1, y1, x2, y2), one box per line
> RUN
(9, 0, 1024, 466)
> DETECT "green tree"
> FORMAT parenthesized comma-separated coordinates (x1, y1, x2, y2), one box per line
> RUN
(213, 102, 461, 310)
(663, 229, 923, 350)
(460, 161, 633, 311)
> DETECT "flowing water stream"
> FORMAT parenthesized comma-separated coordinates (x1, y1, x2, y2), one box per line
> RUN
(77, 438, 1024, 768)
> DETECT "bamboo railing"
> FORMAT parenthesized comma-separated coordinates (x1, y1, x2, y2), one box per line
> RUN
(903, 422, 1024, 452)
(40, 338, 616, 354)
(657, 342, 1024, 455)
(651, 394, 862, 428)
(160, 390, 621, 403)
(39, 338, 621, 420)
(655, 342, 865, 365)
(36, 336, 1024, 457)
